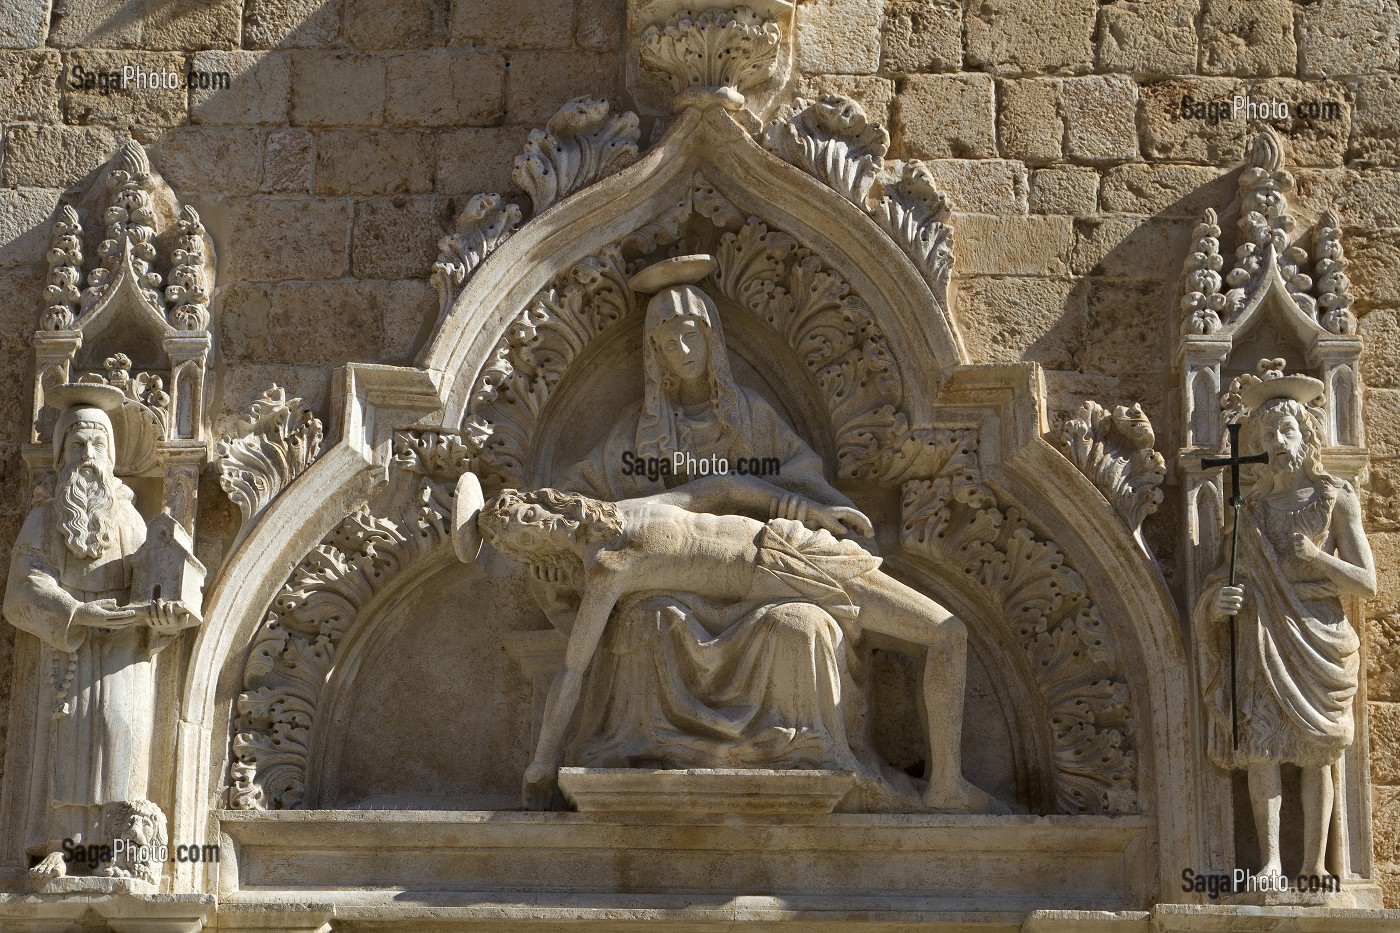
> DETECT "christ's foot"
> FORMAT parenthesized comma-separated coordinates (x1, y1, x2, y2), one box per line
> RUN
(922, 776, 1010, 814)
(29, 851, 67, 881)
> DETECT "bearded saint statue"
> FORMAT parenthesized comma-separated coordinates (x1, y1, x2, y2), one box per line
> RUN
(4, 387, 191, 883)
(1195, 364, 1375, 881)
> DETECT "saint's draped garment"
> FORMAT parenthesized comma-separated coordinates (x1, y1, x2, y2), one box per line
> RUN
(1193, 479, 1360, 769)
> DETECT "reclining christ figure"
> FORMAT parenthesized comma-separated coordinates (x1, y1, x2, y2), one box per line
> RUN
(476, 475, 1003, 814)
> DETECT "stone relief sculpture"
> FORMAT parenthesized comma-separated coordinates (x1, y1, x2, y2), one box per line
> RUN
(5, 386, 199, 889)
(1195, 362, 1374, 880)
(458, 257, 1001, 815)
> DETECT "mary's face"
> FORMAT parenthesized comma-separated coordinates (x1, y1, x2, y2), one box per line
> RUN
(654, 318, 709, 382)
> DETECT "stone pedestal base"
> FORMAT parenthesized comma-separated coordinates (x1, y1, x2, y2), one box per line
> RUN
(557, 768, 857, 814)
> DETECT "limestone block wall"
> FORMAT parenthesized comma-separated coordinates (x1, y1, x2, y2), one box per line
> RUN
(0, 0, 1397, 903)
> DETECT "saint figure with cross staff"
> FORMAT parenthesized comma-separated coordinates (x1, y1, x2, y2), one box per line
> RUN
(1194, 359, 1375, 881)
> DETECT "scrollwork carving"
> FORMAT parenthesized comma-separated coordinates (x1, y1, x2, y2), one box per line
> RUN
(216, 387, 325, 544)
(761, 95, 955, 310)
(870, 160, 954, 301)
(513, 97, 641, 215)
(901, 432, 1138, 816)
(1058, 402, 1166, 540)
(466, 247, 637, 489)
(432, 193, 523, 314)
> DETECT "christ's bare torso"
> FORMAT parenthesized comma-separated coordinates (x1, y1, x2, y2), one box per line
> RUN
(590, 499, 767, 601)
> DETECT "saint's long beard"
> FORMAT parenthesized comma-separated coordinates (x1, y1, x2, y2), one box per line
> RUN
(1272, 447, 1305, 475)
(57, 461, 117, 560)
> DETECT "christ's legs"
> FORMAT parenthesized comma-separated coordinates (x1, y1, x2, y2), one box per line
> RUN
(841, 571, 1003, 812)
(1300, 764, 1334, 878)
(1249, 763, 1283, 876)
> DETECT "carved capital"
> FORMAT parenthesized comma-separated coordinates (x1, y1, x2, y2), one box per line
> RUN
(641, 6, 782, 108)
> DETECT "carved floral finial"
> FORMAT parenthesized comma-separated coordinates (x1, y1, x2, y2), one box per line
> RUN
(1225, 129, 1313, 317)
(512, 97, 641, 215)
(41, 205, 83, 331)
(1180, 208, 1226, 335)
(432, 194, 523, 313)
(216, 386, 325, 543)
(82, 140, 162, 311)
(641, 6, 781, 111)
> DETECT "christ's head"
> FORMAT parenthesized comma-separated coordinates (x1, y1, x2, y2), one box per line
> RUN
(479, 488, 624, 585)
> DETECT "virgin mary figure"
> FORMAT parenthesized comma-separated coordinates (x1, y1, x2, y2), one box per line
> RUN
(544, 256, 919, 809)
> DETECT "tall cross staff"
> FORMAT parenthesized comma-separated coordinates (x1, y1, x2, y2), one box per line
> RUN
(1201, 421, 1269, 750)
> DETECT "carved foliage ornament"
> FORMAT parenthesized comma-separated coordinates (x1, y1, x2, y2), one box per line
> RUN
(432, 98, 641, 314)
(901, 432, 1138, 815)
(216, 387, 325, 544)
(1058, 401, 1166, 540)
(640, 6, 782, 102)
(1179, 129, 1354, 336)
(513, 97, 642, 215)
(41, 140, 213, 334)
(763, 96, 954, 307)
(230, 431, 463, 810)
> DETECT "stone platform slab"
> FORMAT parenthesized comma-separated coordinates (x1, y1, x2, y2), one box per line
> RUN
(557, 767, 857, 814)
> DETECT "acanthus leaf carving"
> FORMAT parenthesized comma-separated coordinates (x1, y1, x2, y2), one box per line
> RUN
(900, 432, 1138, 815)
(763, 95, 889, 209)
(41, 204, 83, 331)
(761, 95, 955, 312)
(216, 386, 325, 544)
(230, 437, 459, 810)
(165, 205, 212, 331)
(1314, 209, 1355, 335)
(870, 160, 954, 302)
(640, 6, 781, 104)
(1057, 401, 1166, 542)
(466, 247, 637, 489)
(1180, 208, 1226, 335)
(432, 193, 524, 314)
(513, 97, 641, 216)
